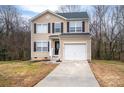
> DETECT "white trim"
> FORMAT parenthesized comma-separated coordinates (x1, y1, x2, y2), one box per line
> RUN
(54, 22, 61, 33)
(63, 41, 87, 44)
(67, 32, 84, 33)
(67, 18, 89, 21)
(35, 23, 48, 33)
(31, 22, 33, 58)
(49, 40, 52, 57)
(30, 10, 66, 21)
(35, 42, 48, 52)
(69, 21, 82, 33)
(34, 40, 49, 52)
(54, 22, 61, 24)
(35, 40, 48, 42)
(58, 38, 61, 59)
(34, 22, 48, 24)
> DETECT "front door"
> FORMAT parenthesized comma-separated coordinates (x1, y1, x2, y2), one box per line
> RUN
(55, 41, 59, 55)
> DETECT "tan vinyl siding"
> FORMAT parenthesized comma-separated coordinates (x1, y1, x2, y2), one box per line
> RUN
(85, 20, 89, 32)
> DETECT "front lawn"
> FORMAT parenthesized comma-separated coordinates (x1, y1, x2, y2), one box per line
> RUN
(0, 61, 57, 87)
(90, 60, 124, 87)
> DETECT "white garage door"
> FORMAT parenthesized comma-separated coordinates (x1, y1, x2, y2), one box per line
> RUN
(64, 43, 87, 60)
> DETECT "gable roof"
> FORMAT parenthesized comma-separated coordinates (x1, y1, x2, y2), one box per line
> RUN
(57, 12, 89, 19)
(30, 10, 89, 22)
(30, 10, 66, 22)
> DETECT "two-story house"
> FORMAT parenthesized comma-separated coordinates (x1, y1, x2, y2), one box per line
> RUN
(31, 10, 91, 61)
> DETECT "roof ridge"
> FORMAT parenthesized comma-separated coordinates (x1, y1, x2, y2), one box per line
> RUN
(57, 12, 87, 14)
(56, 12, 89, 19)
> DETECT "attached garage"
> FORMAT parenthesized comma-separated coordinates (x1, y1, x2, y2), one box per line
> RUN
(64, 43, 87, 60)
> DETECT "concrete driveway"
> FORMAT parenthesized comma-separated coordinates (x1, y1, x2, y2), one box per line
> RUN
(35, 61, 99, 87)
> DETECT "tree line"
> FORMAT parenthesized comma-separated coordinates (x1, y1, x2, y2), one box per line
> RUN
(90, 6, 124, 60)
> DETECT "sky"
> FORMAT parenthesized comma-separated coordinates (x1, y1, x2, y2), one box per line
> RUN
(17, 5, 91, 19)
(18, 5, 59, 18)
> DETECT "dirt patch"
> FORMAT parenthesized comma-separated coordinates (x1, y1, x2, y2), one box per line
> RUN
(90, 60, 124, 87)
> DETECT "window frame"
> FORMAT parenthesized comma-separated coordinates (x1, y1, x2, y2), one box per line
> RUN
(35, 41, 49, 52)
(69, 21, 82, 33)
(54, 22, 61, 33)
(36, 23, 48, 33)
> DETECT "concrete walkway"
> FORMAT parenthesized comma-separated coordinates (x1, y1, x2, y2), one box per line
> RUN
(35, 61, 100, 87)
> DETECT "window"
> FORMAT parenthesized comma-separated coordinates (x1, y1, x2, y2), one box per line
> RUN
(69, 22, 75, 32)
(36, 24, 41, 33)
(36, 24, 48, 33)
(35, 42, 48, 52)
(69, 21, 82, 32)
(55, 23, 61, 32)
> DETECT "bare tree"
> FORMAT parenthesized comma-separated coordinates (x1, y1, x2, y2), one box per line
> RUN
(91, 5, 124, 60)
(90, 5, 109, 59)
(57, 5, 82, 13)
(0, 5, 30, 61)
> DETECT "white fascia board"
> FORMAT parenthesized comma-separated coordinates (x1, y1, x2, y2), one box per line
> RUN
(30, 9, 66, 22)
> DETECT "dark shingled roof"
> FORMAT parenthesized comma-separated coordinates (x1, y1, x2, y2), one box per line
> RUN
(57, 12, 89, 19)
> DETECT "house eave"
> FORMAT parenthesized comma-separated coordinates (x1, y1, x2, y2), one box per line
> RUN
(60, 32, 91, 35)
(66, 18, 89, 21)
(49, 35, 59, 39)
(30, 10, 67, 22)
(60, 32, 91, 38)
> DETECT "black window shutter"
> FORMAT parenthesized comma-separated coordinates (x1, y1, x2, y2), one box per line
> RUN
(48, 23, 50, 33)
(61, 22, 63, 33)
(34, 23, 36, 33)
(34, 42, 36, 52)
(67, 22, 69, 32)
(52, 23, 54, 33)
(82, 21, 85, 32)
(48, 42, 49, 52)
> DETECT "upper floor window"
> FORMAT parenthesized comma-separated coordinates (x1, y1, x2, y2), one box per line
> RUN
(36, 24, 48, 33)
(54, 23, 61, 33)
(69, 21, 82, 32)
